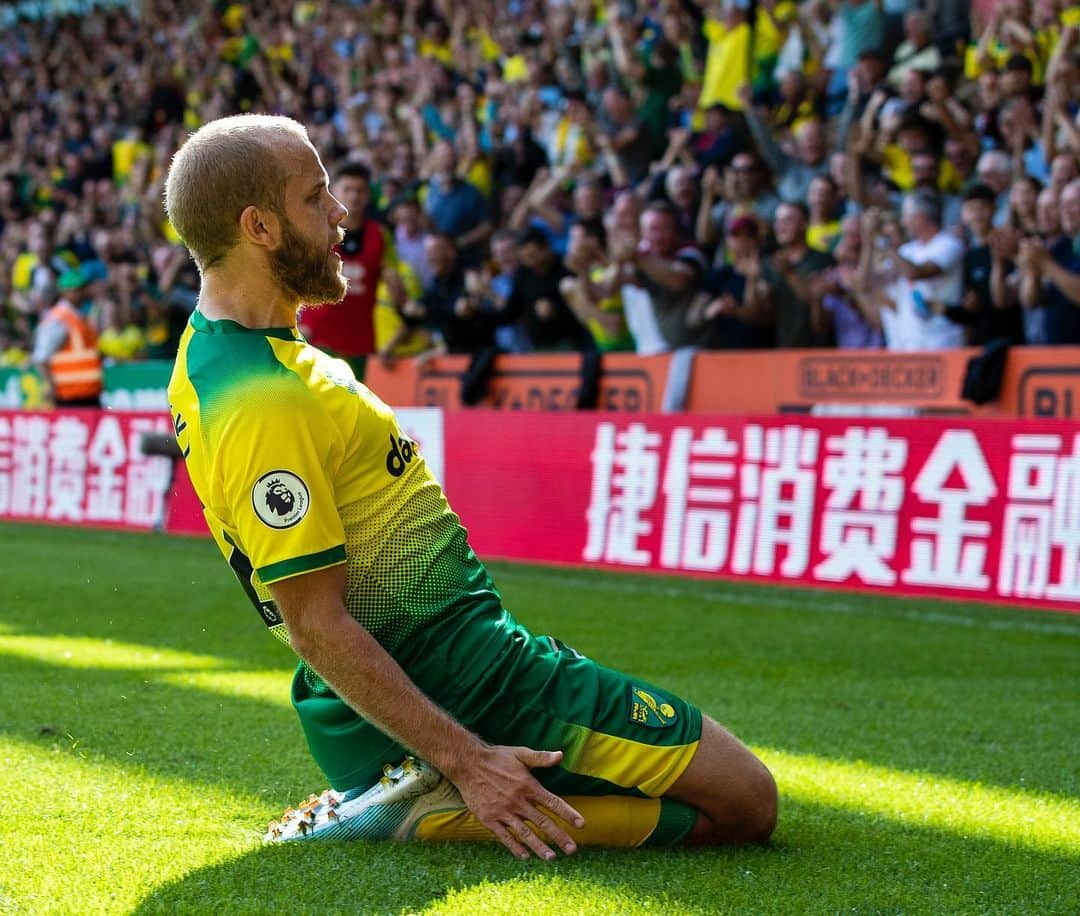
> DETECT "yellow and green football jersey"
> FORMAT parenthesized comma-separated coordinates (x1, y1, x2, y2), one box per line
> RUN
(168, 310, 494, 682)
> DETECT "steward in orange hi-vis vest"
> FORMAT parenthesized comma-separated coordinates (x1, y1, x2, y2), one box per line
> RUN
(42, 301, 103, 402)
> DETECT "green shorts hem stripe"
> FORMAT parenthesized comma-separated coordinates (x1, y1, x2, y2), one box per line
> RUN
(258, 544, 347, 583)
(642, 799, 699, 847)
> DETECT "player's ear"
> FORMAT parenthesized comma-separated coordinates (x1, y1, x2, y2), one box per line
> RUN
(239, 205, 281, 250)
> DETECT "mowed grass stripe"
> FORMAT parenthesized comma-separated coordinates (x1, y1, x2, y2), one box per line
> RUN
(0, 630, 1074, 857)
(1, 522, 1077, 915)
(0, 627, 231, 670)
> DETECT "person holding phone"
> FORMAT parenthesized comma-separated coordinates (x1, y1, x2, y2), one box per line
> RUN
(875, 189, 967, 350)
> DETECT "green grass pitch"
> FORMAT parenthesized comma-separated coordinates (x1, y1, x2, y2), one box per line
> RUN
(0, 522, 1077, 915)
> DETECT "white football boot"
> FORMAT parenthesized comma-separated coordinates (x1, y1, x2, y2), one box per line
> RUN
(265, 756, 462, 843)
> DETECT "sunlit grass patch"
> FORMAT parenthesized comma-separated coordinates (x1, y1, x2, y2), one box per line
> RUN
(0, 735, 261, 916)
(761, 748, 1080, 855)
(0, 627, 230, 671)
(2, 523, 1077, 915)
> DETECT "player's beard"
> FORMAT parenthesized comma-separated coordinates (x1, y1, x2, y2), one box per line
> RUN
(270, 215, 347, 306)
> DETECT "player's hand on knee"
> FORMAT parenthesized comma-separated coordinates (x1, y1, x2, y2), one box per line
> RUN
(452, 745, 585, 861)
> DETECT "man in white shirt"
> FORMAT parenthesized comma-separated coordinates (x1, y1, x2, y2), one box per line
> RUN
(880, 189, 966, 350)
(886, 10, 942, 89)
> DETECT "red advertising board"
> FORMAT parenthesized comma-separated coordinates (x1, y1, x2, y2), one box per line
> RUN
(5, 408, 1078, 615)
(442, 412, 1080, 613)
(0, 410, 175, 530)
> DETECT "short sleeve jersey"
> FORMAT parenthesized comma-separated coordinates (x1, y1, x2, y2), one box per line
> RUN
(168, 310, 494, 670)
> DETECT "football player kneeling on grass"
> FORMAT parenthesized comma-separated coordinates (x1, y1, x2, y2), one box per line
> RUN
(165, 115, 778, 859)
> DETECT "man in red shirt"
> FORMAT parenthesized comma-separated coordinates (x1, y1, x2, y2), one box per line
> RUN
(299, 163, 394, 377)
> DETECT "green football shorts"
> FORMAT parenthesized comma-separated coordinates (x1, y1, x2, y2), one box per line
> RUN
(291, 598, 703, 801)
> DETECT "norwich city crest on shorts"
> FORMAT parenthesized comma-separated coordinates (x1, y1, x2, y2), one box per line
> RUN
(628, 686, 678, 728)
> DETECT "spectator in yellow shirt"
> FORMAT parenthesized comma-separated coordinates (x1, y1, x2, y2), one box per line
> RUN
(699, 2, 751, 112)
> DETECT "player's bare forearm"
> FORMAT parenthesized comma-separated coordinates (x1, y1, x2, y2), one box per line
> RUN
(269, 565, 479, 776)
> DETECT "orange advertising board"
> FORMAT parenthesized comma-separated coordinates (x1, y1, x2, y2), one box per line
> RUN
(364, 347, 1080, 417)
(685, 349, 980, 415)
(1004, 350, 1080, 418)
(366, 353, 672, 412)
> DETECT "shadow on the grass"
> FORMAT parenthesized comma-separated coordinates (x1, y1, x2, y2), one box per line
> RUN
(1, 524, 288, 671)
(128, 800, 1079, 916)
(2, 523, 1078, 803)
(0, 650, 322, 802)
(0, 627, 1078, 812)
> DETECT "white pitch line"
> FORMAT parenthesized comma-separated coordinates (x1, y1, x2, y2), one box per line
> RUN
(491, 567, 1080, 638)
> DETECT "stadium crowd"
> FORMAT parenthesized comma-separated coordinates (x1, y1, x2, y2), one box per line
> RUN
(2, 0, 1080, 393)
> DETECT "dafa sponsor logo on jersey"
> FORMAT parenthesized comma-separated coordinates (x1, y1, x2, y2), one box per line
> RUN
(252, 470, 310, 529)
(385, 433, 417, 477)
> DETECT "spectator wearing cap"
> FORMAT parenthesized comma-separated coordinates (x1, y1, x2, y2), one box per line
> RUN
(30, 267, 102, 408)
(1018, 178, 1080, 345)
(692, 214, 773, 350)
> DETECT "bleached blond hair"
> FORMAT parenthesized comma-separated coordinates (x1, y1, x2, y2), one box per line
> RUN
(164, 115, 310, 271)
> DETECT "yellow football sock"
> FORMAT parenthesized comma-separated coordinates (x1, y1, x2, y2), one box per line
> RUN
(412, 795, 698, 848)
